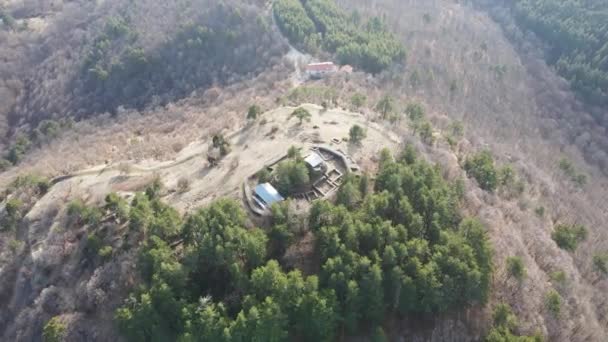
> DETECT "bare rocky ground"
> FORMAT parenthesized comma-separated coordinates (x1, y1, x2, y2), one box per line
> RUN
(31, 104, 399, 215)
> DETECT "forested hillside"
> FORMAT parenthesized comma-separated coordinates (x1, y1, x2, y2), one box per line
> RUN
(0, 0, 287, 167)
(487, 0, 608, 125)
(114, 148, 498, 341)
(76, 4, 281, 114)
(274, 0, 405, 73)
(449, 0, 608, 175)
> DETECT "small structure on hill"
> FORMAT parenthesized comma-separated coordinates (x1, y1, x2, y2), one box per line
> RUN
(304, 151, 326, 174)
(244, 145, 360, 216)
(305, 62, 338, 79)
(253, 183, 284, 209)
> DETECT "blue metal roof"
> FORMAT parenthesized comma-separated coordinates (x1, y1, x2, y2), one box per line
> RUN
(254, 183, 284, 206)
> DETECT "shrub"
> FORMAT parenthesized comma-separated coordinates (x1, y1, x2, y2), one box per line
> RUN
(487, 303, 544, 341)
(177, 178, 190, 193)
(405, 103, 425, 122)
(464, 151, 498, 191)
(67, 200, 102, 226)
(558, 157, 587, 187)
(172, 142, 184, 153)
(448, 121, 464, 138)
(498, 165, 524, 198)
(0, 10, 17, 30)
(550, 270, 567, 285)
(85, 234, 103, 260)
(148, 200, 182, 240)
(351, 93, 366, 109)
(0, 158, 11, 171)
(10, 174, 50, 194)
(43, 316, 66, 342)
(68, 200, 87, 219)
(247, 105, 262, 120)
(7, 135, 31, 164)
(558, 158, 576, 178)
(98, 245, 114, 262)
(410, 70, 421, 88)
(376, 95, 395, 119)
(34, 119, 61, 144)
(492, 303, 518, 331)
(573, 174, 587, 187)
(506, 256, 526, 281)
(551, 224, 587, 251)
(422, 13, 432, 24)
(291, 107, 312, 124)
(37, 178, 51, 195)
(8, 239, 24, 254)
(256, 169, 272, 183)
(498, 165, 515, 187)
(5, 198, 23, 220)
(593, 253, 608, 275)
(212, 134, 227, 149)
(287, 145, 301, 159)
(145, 177, 163, 200)
(105, 192, 129, 222)
(321, 101, 329, 111)
(545, 290, 562, 317)
(418, 121, 434, 145)
(129, 193, 153, 232)
(534, 206, 545, 217)
(219, 143, 231, 156)
(349, 125, 366, 145)
(450, 80, 458, 93)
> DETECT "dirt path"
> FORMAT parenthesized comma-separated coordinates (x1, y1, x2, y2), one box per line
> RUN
(269, 1, 312, 88)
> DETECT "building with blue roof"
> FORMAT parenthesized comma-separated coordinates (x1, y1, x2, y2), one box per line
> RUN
(253, 183, 284, 208)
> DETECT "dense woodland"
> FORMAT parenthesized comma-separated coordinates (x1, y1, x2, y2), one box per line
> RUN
(110, 148, 502, 341)
(274, 0, 405, 73)
(500, 0, 608, 124)
(77, 3, 283, 114)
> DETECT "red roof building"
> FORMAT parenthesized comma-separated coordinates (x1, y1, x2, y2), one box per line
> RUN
(306, 62, 338, 78)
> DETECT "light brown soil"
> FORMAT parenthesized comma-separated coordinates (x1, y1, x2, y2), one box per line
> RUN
(27, 104, 399, 217)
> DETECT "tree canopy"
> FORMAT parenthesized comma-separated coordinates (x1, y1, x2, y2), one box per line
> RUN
(485, 303, 543, 342)
(349, 124, 366, 145)
(80, 4, 283, 114)
(551, 223, 587, 252)
(512, 1, 608, 110)
(274, 0, 405, 73)
(464, 150, 499, 192)
(291, 107, 312, 124)
(115, 146, 493, 341)
(276, 158, 310, 195)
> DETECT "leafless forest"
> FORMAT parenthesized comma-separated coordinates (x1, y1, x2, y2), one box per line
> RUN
(0, 0, 607, 341)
